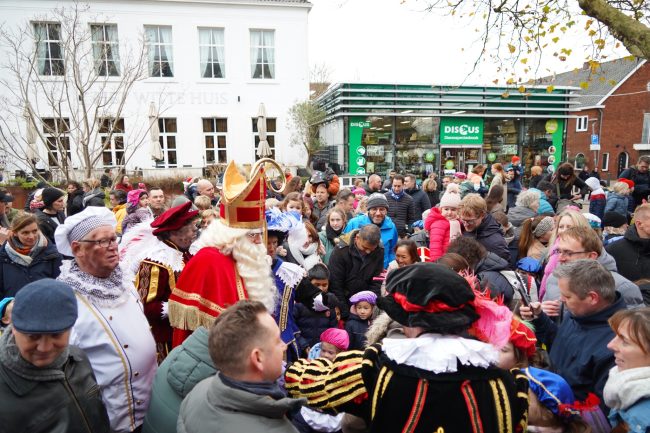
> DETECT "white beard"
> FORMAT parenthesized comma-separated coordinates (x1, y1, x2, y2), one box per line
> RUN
(195, 219, 277, 311)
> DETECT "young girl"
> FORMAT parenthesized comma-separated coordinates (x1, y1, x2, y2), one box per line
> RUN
(351, 187, 366, 210)
(605, 181, 631, 217)
(586, 177, 606, 223)
(518, 216, 554, 261)
(424, 183, 462, 262)
(280, 191, 304, 214)
(284, 220, 322, 271)
(345, 290, 377, 350)
(317, 328, 350, 361)
(318, 208, 346, 265)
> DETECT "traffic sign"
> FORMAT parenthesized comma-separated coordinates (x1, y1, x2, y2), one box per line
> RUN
(591, 135, 599, 145)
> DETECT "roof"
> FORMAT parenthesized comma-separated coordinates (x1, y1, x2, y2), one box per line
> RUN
(537, 57, 646, 110)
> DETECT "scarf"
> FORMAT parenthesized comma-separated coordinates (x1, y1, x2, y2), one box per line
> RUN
(5, 234, 48, 266)
(57, 260, 129, 307)
(389, 189, 405, 200)
(325, 223, 343, 243)
(288, 240, 319, 267)
(603, 366, 650, 410)
(219, 372, 286, 400)
(0, 328, 69, 381)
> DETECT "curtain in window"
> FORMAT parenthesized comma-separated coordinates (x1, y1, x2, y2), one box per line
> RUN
(158, 27, 173, 77)
(200, 29, 224, 78)
(262, 31, 274, 79)
(146, 27, 173, 77)
(250, 30, 262, 78)
(105, 25, 119, 75)
(34, 24, 48, 75)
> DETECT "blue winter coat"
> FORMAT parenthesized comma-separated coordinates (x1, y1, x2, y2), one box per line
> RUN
(589, 196, 606, 223)
(0, 241, 62, 299)
(528, 188, 554, 215)
(344, 214, 398, 269)
(604, 192, 629, 217)
(294, 302, 338, 354)
(609, 398, 650, 433)
(533, 294, 626, 409)
(345, 314, 370, 350)
(142, 327, 215, 433)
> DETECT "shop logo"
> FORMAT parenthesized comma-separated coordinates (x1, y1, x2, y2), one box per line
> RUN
(356, 146, 366, 156)
(356, 156, 366, 166)
(443, 124, 480, 136)
(351, 121, 371, 128)
(356, 167, 366, 174)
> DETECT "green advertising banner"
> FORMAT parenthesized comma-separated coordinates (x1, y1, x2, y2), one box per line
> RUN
(348, 117, 370, 175)
(545, 118, 564, 172)
(440, 118, 484, 145)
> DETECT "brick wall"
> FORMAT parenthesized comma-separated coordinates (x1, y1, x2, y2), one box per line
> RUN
(565, 63, 650, 181)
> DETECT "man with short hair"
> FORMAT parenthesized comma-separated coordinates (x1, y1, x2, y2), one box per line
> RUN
(382, 169, 397, 190)
(345, 193, 398, 268)
(620, 155, 650, 208)
(364, 174, 383, 195)
(329, 224, 384, 315)
(384, 174, 416, 237)
(459, 194, 510, 262)
(521, 260, 626, 405)
(543, 226, 643, 311)
(0, 278, 111, 432)
(54, 206, 158, 432)
(148, 187, 168, 217)
(177, 300, 304, 433)
(606, 203, 650, 281)
(404, 174, 431, 221)
(0, 190, 13, 230)
(312, 183, 334, 224)
(196, 179, 218, 207)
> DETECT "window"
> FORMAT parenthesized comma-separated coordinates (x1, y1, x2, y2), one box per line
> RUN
(91, 24, 120, 76)
(641, 113, 650, 143)
(33, 22, 64, 76)
(253, 117, 276, 160)
(601, 152, 609, 172)
(574, 153, 586, 169)
(576, 116, 588, 132)
(199, 28, 224, 78)
(42, 118, 71, 166)
(250, 30, 275, 79)
(145, 26, 173, 77)
(157, 118, 177, 167)
(99, 118, 125, 167)
(203, 118, 228, 164)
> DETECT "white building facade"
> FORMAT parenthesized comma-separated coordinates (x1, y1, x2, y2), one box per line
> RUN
(0, 0, 311, 180)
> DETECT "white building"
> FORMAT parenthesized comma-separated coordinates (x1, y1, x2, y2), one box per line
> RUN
(0, 0, 311, 180)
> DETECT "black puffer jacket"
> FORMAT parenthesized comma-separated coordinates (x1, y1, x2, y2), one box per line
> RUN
(463, 213, 511, 262)
(384, 192, 416, 236)
(605, 225, 650, 283)
(294, 302, 338, 353)
(0, 331, 110, 433)
(405, 187, 431, 221)
(34, 209, 65, 245)
(67, 189, 85, 216)
(0, 240, 62, 299)
(475, 252, 516, 304)
(328, 230, 383, 318)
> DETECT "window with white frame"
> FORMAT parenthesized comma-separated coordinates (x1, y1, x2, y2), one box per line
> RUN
(145, 26, 173, 77)
(641, 113, 650, 143)
(574, 153, 586, 169)
(601, 152, 609, 172)
(91, 24, 120, 76)
(100, 118, 125, 167)
(33, 22, 64, 76)
(576, 116, 588, 132)
(253, 117, 276, 160)
(42, 118, 71, 167)
(250, 30, 275, 79)
(203, 118, 227, 164)
(199, 28, 225, 78)
(157, 118, 177, 167)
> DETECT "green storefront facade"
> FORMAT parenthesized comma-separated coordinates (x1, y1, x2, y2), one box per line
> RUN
(316, 83, 578, 179)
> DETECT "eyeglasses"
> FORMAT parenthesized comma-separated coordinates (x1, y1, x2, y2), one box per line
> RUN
(461, 216, 481, 225)
(552, 249, 587, 257)
(77, 237, 118, 248)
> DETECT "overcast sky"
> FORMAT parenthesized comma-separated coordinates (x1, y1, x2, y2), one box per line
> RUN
(307, 0, 630, 86)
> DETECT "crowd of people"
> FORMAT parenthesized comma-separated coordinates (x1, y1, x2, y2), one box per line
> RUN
(0, 155, 649, 433)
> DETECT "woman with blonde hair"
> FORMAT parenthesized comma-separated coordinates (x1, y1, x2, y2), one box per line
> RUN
(82, 177, 106, 208)
(489, 163, 508, 211)
(529, 165, 544, 189)
(421, 178, 439, 207)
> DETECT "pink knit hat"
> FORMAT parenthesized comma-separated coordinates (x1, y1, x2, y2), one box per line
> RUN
(127, 189, 147, 208)
(320, 328, 349, 350)
(439, 184, 461, 208)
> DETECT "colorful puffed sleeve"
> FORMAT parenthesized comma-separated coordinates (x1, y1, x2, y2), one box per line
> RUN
(285, 350, 370, 416)
(510, 368, 530, 433)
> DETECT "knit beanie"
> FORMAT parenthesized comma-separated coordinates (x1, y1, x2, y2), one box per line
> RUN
(367, 193, 389, 210)
(439, 184, 461, 208)
(42, 187, 65, 208)
(320, 328, 349, 351)
(533, 216, 554, 239)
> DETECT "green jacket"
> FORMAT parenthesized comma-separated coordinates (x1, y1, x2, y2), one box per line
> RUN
(318, 230, 337, 265)
(142, 327, 216, 433)
(178, 373, 305, 433)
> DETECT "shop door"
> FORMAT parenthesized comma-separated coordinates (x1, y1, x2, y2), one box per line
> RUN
(441, 147, 482, 174)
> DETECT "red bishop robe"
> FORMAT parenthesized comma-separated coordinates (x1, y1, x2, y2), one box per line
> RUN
(168, 246, 248, 348)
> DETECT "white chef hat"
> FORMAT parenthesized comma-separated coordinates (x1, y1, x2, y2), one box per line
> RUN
(54, 206, 117, 257)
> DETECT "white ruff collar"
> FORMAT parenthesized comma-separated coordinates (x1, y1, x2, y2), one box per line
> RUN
(382, 334, 499, 373)
(276, 261, 306, 289)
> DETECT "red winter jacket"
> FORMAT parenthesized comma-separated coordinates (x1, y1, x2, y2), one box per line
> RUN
(424, 207, 450, 261)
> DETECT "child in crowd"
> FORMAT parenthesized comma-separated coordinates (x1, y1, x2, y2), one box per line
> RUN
(345, 290, 377, 350)
(193, 195, 212, 211)
(283, 220, 322, 271)
(316, 328, 349, 361)
(424, 183, 462, 262)
(200, 209, 218, 229)
(585, 177, 606, 223)
(280, 192, 305, 214)
(294, 264, 339, 355)
(605, 181, 630, 217)
(351, 187, 366, 210)
(602, 211, 628, 246)
(355, 196, 369, 215)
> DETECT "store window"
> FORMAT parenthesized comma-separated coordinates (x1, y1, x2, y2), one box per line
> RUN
(203, 118, 227, 164)
(394, 116, 439, 179)
(522, 119, 553, 176)
(362, 116, 393, 176)
(576, 116, 588, 132)
(156, 118, 177, 167)
(483, 119, 522, 165)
